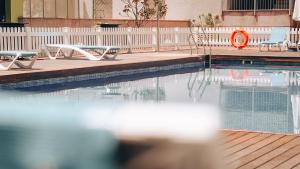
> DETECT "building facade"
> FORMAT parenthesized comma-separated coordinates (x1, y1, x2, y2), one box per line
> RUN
(0, 0, 297, 27)
(0, 0, 23, 23)
(221, 0, 295, 27)
(22, 0, 113, 19)
(113, 0, 295, 27)
(112, 0, 222, 20)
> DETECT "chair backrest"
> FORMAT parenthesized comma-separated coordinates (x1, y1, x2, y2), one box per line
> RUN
(268, 27, 289, 43)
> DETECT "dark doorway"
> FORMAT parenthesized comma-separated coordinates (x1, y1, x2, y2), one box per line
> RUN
(0, 0, 5, 22)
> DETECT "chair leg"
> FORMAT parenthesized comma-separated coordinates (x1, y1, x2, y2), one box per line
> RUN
(94, 48, 118, 60)
(0, 54, 20, 70)
(43, 45, 58, 60)
(259, 44, 262, 52)
(279, 44, 281, 51)
(14, 55, 38, 69)
(99, 48, 110, 60)
(61, 49, 74, 59)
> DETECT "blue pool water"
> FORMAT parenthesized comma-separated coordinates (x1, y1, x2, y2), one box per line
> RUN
(1, 66, 300, 134)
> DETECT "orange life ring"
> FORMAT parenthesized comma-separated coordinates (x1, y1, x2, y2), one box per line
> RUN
(229, 70, 249, 80)
(230, 30, 249, 49)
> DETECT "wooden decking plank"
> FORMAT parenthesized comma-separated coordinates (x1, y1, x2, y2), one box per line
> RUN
(221, 130, 237, 137)
(223, 132, 253, 144)
(223, 133, 272, 157)
(219, 131, 237, 140)
(254, 138, 300, 169)
(238, 137, 300, 169)
(227, 135, 297, 169)
(223, 132, 260, 149)
(290, 162, 300, 169)
(225, 134, 284, 164)
(256, 141, 300, 169)
(274, 153, 300, 169)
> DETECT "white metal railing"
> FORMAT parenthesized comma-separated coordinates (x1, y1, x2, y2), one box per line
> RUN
(0, 27, 299, 52)
(223, 0, 291, 11)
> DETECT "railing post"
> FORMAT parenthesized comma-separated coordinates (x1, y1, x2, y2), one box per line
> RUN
(63, 27, 70, 45)
(254, 0, 256, 15)
(289, 0, 292, 15)
(96, 27, 102, 46)
(152, 27, 157, 51)
(25, 27, 32, 51)
(174, 27, 179, 50)
(0, 28, 2, 51)
(127, 27, 133, 54)
(285, 28, 291, 51)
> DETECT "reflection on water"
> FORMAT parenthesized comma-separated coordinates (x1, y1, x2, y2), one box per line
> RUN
(2, 68, 300, 134)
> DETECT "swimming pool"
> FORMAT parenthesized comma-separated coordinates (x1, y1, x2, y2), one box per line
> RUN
(1, 65, 300, 134)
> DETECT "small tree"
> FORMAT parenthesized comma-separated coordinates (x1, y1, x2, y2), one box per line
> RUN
(120, 0, 167, 27)
(193, 13, 221, 27)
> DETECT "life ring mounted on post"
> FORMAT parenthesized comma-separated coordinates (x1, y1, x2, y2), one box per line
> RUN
(230, 29, 249, 49)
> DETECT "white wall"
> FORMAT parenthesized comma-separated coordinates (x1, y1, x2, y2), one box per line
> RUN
(79, 0, 94, 19)
(112, 0, 127, 19)
(112, 0, 223, 20)
(223, 15, 291, 27)
(165, 0, 222, 20)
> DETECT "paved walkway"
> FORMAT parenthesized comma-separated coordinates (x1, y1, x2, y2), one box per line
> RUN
(0, 52, 200, 84)
(0, 52, 199, 76)
(0, 47, 300, 84)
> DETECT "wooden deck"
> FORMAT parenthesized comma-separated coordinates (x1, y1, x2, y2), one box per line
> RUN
(118, 130, 300, 169)
(222, 130, 300, 169)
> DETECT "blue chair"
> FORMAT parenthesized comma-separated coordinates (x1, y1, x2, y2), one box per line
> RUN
(259, 27, 290, 52)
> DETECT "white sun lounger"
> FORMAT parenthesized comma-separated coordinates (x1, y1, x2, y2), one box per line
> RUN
(296, 42, 300, 52)
(43, 44, 120, 61)
(0, 51, 38, 70)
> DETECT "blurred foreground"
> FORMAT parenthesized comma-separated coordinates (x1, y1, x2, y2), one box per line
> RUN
(0, 93, 222, 169)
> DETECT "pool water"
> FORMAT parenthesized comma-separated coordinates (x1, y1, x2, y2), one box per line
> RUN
(2, 67, 300, 134)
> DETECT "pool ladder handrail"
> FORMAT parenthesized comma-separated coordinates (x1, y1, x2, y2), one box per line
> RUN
(188, 68, 213, 102)
(188, 24, 212, 67)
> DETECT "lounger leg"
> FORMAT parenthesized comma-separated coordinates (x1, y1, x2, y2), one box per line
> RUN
(279, 44, 281, 51)
(94, 48, 118, 60)
(105, 53, 118, 60)
(0, 54, 20, 70)
(55, 48, 63, 59)
(14, 54, 38, 69)
(73, 48, 99, 61)
(105, 49, 119, 60)
(45, 45, 100, 61)
(43, 46, 59, 60)
(97, 48, 110, 60)
(64, 50, 75, 59)
(259, 44, 262, 52)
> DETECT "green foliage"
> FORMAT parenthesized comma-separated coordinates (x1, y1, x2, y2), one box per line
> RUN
(191, 13, 221, 27)
(120, 0, 168, 27)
